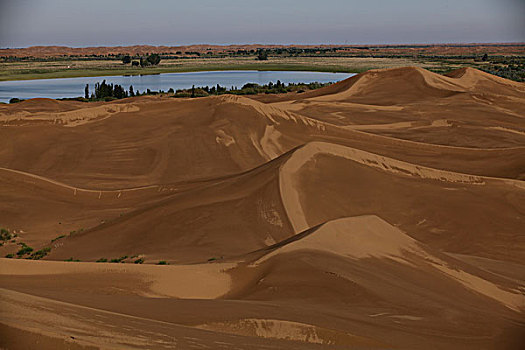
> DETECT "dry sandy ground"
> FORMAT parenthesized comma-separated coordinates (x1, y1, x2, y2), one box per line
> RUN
(0, 67, 524, 349)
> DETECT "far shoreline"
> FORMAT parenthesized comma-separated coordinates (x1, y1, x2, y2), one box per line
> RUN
(0, 65, 365, 82)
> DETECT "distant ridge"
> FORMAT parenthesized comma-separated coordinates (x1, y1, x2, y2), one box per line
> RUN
(1, 43, 524, 57)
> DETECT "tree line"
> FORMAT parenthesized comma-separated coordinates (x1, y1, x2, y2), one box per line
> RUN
(78, 79, 332, 102)
(121, 53, 161, 67)
(84, 80, 138, 100)
(173, 80, 330, 97)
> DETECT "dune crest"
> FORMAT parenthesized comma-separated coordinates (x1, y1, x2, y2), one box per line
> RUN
(249, 215, 525, 312)
(279, 141, 496, 233)
(1, 101, 139, 126)
(255, 216, 419, 264)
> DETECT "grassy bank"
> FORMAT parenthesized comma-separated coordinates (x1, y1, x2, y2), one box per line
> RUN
(2, 54, 516, 82)
(0, 56, 425, 81)
(0, 64, 367, 81)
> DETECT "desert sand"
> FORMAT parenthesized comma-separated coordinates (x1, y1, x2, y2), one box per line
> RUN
(0, 67, 524, 349)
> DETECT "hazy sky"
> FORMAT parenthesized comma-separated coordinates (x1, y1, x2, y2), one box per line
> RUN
(1, 0, 523, 48)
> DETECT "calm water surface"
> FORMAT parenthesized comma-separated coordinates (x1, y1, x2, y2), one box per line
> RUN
(0, 70, 354, 103)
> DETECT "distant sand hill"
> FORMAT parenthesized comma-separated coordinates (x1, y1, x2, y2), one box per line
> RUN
(1, 67, 524, 349)
(2, 43, 524, 57)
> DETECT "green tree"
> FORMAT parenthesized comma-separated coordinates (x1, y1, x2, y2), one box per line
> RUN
(146, 53, 161, 65)
(122, 55, 131, 64)
(257, 50, 268, 61)
(84, 84, 89, 99)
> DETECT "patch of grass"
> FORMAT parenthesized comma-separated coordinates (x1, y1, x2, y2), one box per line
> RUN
(0, 228, 12, 241)
(51, 234, 66, 243)
(30, 247, 51, 260)
(96, 258, 108, 263)
(16, 243, 33, 256)
(65, 257, 80, 262)
(110, 255, 128, 263)
(69, 228, 85, 236)
(157, 261, 168, 265)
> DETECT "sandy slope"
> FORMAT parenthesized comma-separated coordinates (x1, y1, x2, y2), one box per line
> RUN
(272, 67, 525, 150)
(1, 67, 524, 349)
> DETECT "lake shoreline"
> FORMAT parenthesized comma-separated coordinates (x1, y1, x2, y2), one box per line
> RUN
(0, 64, 364, 82)
(0, 70, 353, 103)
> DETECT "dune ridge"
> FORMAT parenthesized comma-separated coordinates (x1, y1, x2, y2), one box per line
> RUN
(250, 215, 525, 312)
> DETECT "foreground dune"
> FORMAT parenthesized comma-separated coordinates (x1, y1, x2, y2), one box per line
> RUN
(1, 67, 524, 349)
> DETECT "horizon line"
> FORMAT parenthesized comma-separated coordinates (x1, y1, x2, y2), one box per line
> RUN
(2, 41, 525, 50)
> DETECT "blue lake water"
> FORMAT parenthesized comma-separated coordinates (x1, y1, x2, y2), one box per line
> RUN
(0, 70, 354, 103)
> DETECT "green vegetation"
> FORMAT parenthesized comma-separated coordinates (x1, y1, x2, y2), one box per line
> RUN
(478, 56, 524, 82)
(257, 50, 268, 61)
(110, 255, 128, 263)
(12, 242, 50, 259)
(59, 79, 333, 103)
(121, 55, 131, 64)
(51, 234, 66, 243)
(157, 261, 168, 265)
(174, 80, 330, 98)
(134, 258, 144, 264)
(16, 243, 33, 256)
(88, 80, 130, 100)
(9, 98, 22, 103)
(30, 247, 51, 260)
(96, 258, 108, 263)
(145, 53, 161, 66)
(65, 257, 80, 262)
(69, 228, 84, 236)
(5, 253, 14, 258)
(76, 79, 332, 102)
(0, 228, 12, 241)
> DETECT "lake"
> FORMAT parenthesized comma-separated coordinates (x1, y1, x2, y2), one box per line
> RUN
(0, 70, 354, 103)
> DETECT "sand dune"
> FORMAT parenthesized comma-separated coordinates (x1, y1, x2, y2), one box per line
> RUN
(1, 67, 524, 349)
(251, 215, 524, 311)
